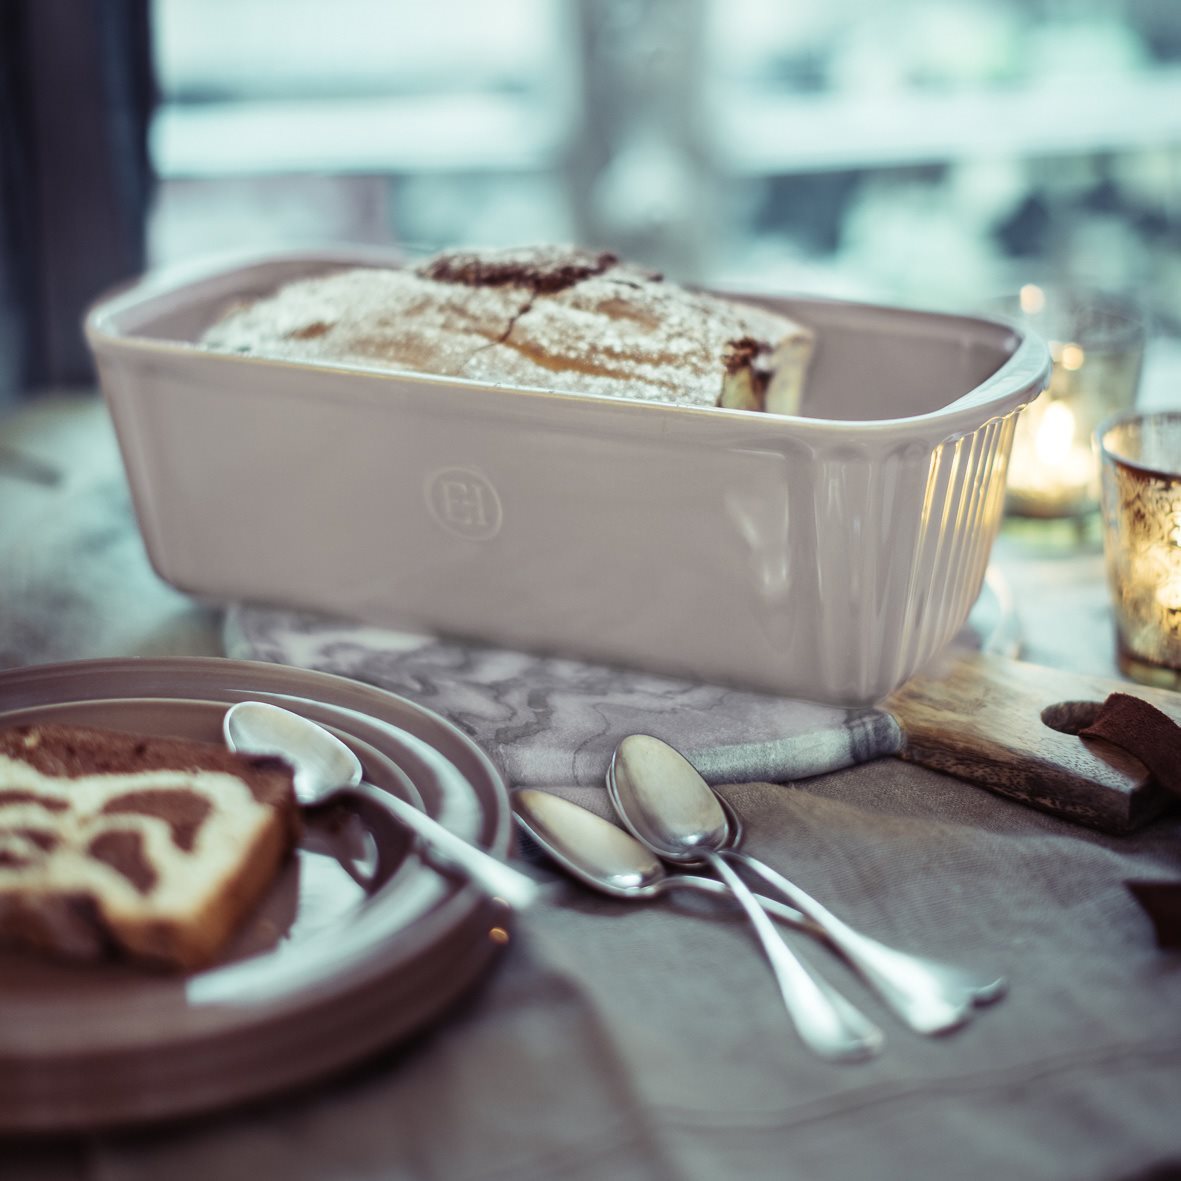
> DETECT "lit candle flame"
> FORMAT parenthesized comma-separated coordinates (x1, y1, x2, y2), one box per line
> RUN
(1034, 400, 1076, 467)
(1019, 283, 1046, 315)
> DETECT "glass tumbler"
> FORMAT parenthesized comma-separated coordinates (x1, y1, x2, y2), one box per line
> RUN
(1002, 286, 1144, 520)
(1098, 411, 1181, 689)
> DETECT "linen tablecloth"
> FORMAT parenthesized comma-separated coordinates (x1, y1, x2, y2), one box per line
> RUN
(12, 731, 1181, 1181)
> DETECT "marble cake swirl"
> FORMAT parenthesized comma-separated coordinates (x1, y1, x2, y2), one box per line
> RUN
(200, 244, 815, 414)
(0, 724, 298, 970)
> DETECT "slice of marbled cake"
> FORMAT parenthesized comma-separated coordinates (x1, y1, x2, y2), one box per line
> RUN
(0, 724, 298, 970)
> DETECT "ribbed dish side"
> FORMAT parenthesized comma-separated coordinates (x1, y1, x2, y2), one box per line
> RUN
(901, 411, 1017, 687)
(819, 409, 1018, 703)
(957, 412, 1019, 637)
(859, 436, 948, 701)
(806, 437, 919, 702)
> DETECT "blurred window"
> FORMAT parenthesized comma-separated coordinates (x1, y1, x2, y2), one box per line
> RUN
(147, 0, 1181, 337)
(148, 0, 578, 263)
(701, 0, 1181, 326)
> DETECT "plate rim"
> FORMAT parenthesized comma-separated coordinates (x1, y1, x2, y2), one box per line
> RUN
(0, 655, 515, 1132)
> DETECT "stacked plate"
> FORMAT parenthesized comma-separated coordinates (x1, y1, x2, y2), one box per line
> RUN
(0, 658, 515, 1134)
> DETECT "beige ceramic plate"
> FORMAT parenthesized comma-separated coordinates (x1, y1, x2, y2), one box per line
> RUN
(0, 658, 515, 1135)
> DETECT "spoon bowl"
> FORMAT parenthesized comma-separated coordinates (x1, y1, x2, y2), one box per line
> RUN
(223, 701, 539, 909)
(608, 734, 731, 864)
(514, 788, 669, 896)
(513, 788, 812, 925)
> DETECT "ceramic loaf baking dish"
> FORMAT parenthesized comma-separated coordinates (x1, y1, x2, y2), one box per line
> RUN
(85, 249, 1050, 705)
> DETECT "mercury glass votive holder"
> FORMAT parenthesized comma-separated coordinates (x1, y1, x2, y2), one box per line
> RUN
(1098, 411, 1181, 689)
(1002, 286, 1144, 520)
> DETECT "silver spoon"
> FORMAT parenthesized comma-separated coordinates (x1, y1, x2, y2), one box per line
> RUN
(513, 787, 814, 925)
(611, 735, 1005, 1035)
(518, 787, 1002, 1027)
(223, 701, 538, 909)
(607, 736, 884, 1063)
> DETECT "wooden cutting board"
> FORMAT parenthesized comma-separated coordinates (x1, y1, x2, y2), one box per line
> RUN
(884, 650, 1181, 834)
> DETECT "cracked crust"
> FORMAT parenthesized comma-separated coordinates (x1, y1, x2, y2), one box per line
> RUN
(200, 245, 813, 413)
(416, 246, 623, 293)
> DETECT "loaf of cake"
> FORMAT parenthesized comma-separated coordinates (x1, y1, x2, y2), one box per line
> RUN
(200, 245, 814, 414)
(0, 724, 299, 971)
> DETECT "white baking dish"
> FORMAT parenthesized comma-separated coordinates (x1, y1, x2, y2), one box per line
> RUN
(85, 249, 1049, 705)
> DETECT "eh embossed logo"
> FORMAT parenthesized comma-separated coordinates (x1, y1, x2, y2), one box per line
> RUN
(425, 468, 502, 540)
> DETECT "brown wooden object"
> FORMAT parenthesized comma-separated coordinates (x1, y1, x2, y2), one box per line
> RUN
(885, 651, 1181, 834)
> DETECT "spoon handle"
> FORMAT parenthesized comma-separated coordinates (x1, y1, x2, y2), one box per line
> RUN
(724, 850, 1007, 1032)
(348, 781, 540, 908)
(705, 852, 882, 1063)
(666, 875, 812, 929)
